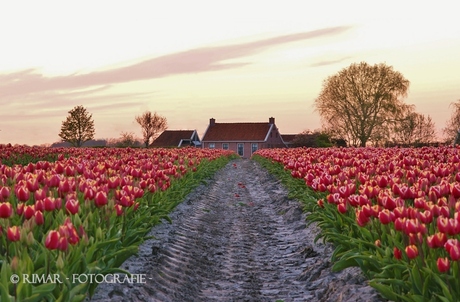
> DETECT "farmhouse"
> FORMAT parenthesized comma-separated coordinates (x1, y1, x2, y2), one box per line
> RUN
(201, 117, 286, 157)
(151, 130, 201, 148)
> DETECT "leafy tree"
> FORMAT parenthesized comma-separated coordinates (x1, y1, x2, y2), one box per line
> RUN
(291, 130, 334, 148)
(315, 62, 410, 147)
(135, 111, 167, 147)
(443, 100, 460, 145)
(59, 105, 95, 147)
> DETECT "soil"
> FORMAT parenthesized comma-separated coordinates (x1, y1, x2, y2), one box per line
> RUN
(89, 158, 388, 302)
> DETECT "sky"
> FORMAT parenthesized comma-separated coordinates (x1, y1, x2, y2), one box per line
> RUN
(1, 0, 459, 146)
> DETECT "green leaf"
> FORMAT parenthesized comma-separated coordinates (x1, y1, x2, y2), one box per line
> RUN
(332, 258, 359, 272)
(369, 281, 400, 301)
(411, 265, 423, 295)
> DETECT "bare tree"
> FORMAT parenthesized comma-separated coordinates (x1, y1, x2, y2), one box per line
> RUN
(59, 105, 95, 147)
(135, 111, 167, 147)
(443, 100, 460, 145)
(315, 62, 410, 147)
(392, 111, 436, 146)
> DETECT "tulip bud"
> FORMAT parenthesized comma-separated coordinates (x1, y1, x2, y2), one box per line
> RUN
(405, 245, 419, 259)
(56, 254, 65, 270)
(393, 247, 402, 260)
(94, 191, 108, 207)
(10, 256, 19, 272)
(437, 257, 450, 273)
(45, 230, 60, 250)
(0, 202, 13, 218)
(7, 226, 21, 242)
(35, 211, 44, 225)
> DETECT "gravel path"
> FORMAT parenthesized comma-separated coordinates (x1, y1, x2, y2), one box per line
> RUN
(90, 159, 387, 302)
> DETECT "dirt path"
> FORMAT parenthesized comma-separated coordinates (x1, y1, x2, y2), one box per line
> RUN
(90, 159, 386, 302)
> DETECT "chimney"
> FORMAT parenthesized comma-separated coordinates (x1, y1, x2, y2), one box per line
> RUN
(210, 118, 216, 126)
(269, 117, 275, 124)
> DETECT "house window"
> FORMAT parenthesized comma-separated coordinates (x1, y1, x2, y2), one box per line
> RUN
(237, 143, 244, 156)
(251, 143, 258, 153)
(222, 143, 229, 150)
(209, 143, 215, 149)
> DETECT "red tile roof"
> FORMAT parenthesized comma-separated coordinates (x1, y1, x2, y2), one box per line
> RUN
(281, 134, 297, 143)
(151, 130, 197, 147)
(202, 123, 272, 141)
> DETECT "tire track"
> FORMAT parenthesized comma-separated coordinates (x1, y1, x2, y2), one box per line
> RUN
(90, 159, 386, 302)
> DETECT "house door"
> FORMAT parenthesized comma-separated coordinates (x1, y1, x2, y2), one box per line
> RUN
(237, 143, 244, 156)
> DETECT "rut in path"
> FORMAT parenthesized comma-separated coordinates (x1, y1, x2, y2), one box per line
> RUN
(90, 159, 385, 302)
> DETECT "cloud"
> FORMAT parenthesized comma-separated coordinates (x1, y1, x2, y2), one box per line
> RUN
(0, 26, 352, 101)
(309, 56, 353, 67)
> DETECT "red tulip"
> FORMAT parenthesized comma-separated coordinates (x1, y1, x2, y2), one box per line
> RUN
(34, 188, 47, 201)
(58, 236, 68, 251)
(450, 183, 460, 198)
(0, 186, 10, 201)
(45, 230, 60, 250)
(15, 186, 30, 202)
(7, 226, 21, 242)
(94, 191, 108, 207)
(317, 199, 324, 208)
(115, 204, 124, 216)
(394, 247, 402, 260)
(35, 210, 44, 225)
(378, 209, 394, 225)
(43, 197, 55, 212)
(65, 198, 79, 215)
(405, 245, 419, 259)
(0, 202, 13, 218)
(448, 243, 460, 261)
(337, 202, 347, 214)
(356, 209, 370, 227)
(437, 257, 450, 273)
(394, 217, 406, 232)
(23, 205, 35, 220)
(26, 176, 39, 192)
(427, 232, 447, 249)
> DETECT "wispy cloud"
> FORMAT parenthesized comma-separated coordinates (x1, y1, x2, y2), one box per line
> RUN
(0, 26, 352, 102)
(309, 56, 352, 67)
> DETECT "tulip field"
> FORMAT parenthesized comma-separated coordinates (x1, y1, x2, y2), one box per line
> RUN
(0, 145, 236, 301)
(253, 146, 460, 302)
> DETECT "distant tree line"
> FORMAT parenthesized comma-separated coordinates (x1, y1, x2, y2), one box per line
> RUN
(57, 105, 167, 148)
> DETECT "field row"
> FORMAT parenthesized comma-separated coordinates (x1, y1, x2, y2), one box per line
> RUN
(0, 145, 236, 301)
(254, 146, 460, 302)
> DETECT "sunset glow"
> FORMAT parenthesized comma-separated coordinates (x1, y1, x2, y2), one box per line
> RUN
(1, 0, 459, 145)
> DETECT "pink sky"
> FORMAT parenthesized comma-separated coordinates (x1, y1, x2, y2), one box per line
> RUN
(1, 1, 459, 145)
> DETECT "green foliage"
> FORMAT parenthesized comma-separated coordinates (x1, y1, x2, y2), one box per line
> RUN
(59, 105, 95, 147)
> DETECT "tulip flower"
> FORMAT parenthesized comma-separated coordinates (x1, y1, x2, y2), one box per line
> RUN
(65, 198, 79, 215)
(43, 197, 55, 212)
(394, 247, 402, 260)
(15, 186, 30, 202)
(437, 257, 450, 273)
(23, 205, 35, 220)
(0, 186, 10, 201)
(58, 236, 68, 251)
(427, 232, 448, 249)
(94, 191, 108, 207)
(7, 226, 21, 242)
(337, 202, 347, 214)
(378, 209, 394, 225)
(0, 202, 13, 218)
(35, 210, 44, 225)
(356, 209, 370, 227)
(405, 245, 419, 259)
(45, 230, 60, 250)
